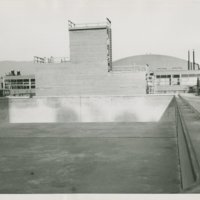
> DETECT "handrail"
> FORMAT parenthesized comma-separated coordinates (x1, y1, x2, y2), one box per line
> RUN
(33, 56, 70, 64)
(68, 19, 111, 29)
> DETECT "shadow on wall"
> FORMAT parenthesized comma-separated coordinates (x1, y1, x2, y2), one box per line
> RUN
(159, 97, 176, 122)
(79, 96, 171, 122)
(7, 96, 173, 123)
(56, 107, 79, 122)
(0, 98, 9, 124)
(114, 112, 138, 122)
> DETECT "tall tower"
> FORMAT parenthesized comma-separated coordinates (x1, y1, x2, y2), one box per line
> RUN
(193, 49, 195, 70)
(188, 50, 190, 70)
(68, 19, 112, 71)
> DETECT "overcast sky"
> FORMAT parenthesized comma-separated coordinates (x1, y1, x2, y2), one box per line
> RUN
(0, 0, 200, 62)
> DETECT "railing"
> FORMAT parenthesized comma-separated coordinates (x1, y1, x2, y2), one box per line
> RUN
(68, 18, 111, 29)
(34, 56, 69, 64)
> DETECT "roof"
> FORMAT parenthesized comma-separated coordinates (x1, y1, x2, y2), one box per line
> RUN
(68, 21, 111, 31)
(3, 74, 35, 79)
(154, 70, 200, 75)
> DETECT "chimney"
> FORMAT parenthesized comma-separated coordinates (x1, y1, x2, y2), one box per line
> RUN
(17, 71, 21, 76)
(193, 49, 195, 70)
(188, 50, 190, 70)
(11, 70, 15, 76)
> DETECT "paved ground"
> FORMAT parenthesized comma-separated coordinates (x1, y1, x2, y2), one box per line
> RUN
(178, 95, 200, 187)
(179, 96, 200, 161)
(0, 99, 181, 193)
(181, 94, 200, 113)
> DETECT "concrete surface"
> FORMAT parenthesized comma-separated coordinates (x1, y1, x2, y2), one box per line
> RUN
(36, 63, 146, 96)
(181, 94, 200, 113)
(176, 97, 197, 190)
(1, 95, 173, 123)
(69, 28, 108, 64)
(176, 95, 200, 192)
(0, 98, 181, 193)
(0, 98, 9, 123)
(0, 123, 180, 193)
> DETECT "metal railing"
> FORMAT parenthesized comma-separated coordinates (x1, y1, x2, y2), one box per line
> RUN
(34, 56, 69, 64)
(68, 18, 111, 29)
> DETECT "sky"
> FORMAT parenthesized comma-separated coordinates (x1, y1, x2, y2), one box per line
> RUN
(0, 0, 200, 62)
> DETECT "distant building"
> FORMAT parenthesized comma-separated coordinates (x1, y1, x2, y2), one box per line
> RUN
(145, 50, 200, 94)
(0, 71, 35, 97)
(35, 18, 129, 97)
(32, 19, 200, 96)
(34, 19, 112, 70)
(146, 70, 200, 94)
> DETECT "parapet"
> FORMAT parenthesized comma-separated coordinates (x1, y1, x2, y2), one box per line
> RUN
(68, 18, 111, 31)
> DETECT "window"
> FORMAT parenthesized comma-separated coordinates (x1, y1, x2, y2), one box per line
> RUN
(17, 80, 23, 84)
(173, 75, 180, 78)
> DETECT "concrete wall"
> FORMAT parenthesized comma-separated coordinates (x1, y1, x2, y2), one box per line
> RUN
(176, 107, 196, 190)
(7, 95, 173, 123)
(175, 97, 199, 191)
(0, 98, 9, 123)
(69, 28, 108, 64)
(35, 63, 146, 96)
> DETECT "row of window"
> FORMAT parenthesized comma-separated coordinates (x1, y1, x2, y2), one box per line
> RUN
(5, 83, 34, 86)
(4, 79, 35, 83)
(156, 75, 179, 78)
(5, 86, 35, 89)
(156, 74, 200, 78)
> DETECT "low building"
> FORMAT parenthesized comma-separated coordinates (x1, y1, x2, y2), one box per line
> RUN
(146, 70, 200, 94)
(0, 71, 35, 97)
(145, 50, 200, 94)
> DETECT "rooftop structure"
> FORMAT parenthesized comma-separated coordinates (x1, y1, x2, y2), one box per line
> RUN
(36, 19, 144, 97)
(34, 18, 112, 71)
(33, 56, 69, 64)
(68, 18, 112, 70)
(68, 18, 111, 30)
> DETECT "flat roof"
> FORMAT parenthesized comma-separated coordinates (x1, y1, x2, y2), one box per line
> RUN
(69, 25, 108, 31)
(156, 85, 188, 90)
(68, 20, 110, 31)
(154, 70, 200, 75)
(3, 75, 35, 79)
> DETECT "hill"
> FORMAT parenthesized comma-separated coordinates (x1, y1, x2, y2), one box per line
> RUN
(0, 61, 35, 76)
(113, 54, 189, 71)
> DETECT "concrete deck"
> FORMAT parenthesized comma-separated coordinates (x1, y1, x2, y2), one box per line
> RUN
(0, 97, 182, 193)
(0, 122, 180, 193)
(179, 95, 200, 163)
(181, 94, 200, 113)
(177, 95, 200, 192)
